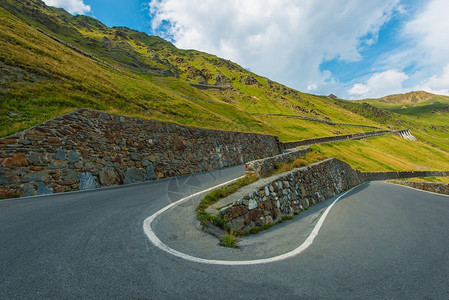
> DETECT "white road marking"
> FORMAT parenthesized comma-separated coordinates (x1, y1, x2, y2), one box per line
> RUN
(143, 179, 361, 265)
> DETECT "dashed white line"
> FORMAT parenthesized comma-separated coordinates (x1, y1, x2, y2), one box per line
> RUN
(143, 179, 360, 265)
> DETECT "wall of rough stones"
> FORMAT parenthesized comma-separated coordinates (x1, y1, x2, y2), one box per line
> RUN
(0, 109, 281, 198)
(363, 171, 449, 181)
(265, 114, 380, 129)
(209, 158, 364, 233)
(245, 147, 312, 177)
(389, 180, 449, 195)
(207, 156, 449, 233)
(280, 130, 390, 149)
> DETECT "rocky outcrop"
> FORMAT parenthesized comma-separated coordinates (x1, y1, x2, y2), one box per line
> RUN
(0, 109, 281, 198)
(239, 75, 261, 86)
(214, 71, 232, 87)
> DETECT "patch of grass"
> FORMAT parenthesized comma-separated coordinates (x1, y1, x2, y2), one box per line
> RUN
(240, 215, 295, 236)
(196, 174, 258, 228)
(197, 211, 227, 229)
(313, 134, 449, 172)
(395, 176, 449, 183)
(263, 151, 326, 177)
(221, 230, 238, 248)
(196, 174, 258, 213)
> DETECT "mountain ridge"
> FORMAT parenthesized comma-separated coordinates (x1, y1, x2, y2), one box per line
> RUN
(363, 91, 449, 105)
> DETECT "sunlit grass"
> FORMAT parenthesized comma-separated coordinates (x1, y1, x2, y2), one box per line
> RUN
(313, 134, 449, 172)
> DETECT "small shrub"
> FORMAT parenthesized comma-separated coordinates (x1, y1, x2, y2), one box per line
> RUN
(196, 174, 258, 226)
(222, 230, 238, 248)
(250, 227, 262, 234)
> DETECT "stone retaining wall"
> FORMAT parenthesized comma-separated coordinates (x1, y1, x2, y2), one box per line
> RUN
(389, 180, 449, 195)
(208, 158, 449, 233)
(280, 130, 390, 149)
(0, 109, 281, 198)
(363, 171, 449, 181)
(209, 158, 364, 233)
(245, 147, 312, 177)
(266, 114, 380, 129)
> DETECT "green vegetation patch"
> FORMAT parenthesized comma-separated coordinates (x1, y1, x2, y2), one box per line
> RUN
(196, 174, 258, 228)
(313, 134, 449, 172)
(221, 230, 238, 248)
(263, 151, 326, 178)
(394, 176, 449, 183)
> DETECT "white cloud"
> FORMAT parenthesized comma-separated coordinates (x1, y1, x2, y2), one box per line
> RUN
(403, 0, 449, 67)
(148, 0, 400, 94)
(414, 63, 449, 96)
(43, 0, 90, 15)
(403, 0, 449, 96)
(345, 0, 449, 98)
(348, 69, 408, 98)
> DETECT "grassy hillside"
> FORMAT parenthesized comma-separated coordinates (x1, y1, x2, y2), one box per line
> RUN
(0, 0, 385, 140)
(357, 91, 449, 152)
(1, 0, 449, 173)
(314, 134, 449, 172)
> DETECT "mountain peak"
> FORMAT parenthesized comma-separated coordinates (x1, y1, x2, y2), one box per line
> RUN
(368, 90, 448, 105)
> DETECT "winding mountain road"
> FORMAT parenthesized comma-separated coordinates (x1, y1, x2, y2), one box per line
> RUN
(1, 165, 448, 299)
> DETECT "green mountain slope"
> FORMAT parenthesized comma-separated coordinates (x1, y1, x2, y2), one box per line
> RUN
(0, 0, 384, 138)
(1, 0, 449, 172)
(356, 91, 449, 152)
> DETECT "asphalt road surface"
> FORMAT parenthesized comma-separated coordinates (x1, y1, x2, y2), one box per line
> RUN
(1, 165, 448, 299)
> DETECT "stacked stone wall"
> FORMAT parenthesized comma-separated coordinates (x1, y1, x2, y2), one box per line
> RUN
(280, 130, 390, 149)
(265, 114, 380, 129)
(0, 109, 281, 198)
(210, 158, 364, 233)
(389, 180, 449, 195)
(208, 158, 449, 233)
(363, 171, 449, 181)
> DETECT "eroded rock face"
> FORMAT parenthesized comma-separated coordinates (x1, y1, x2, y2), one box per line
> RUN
(0, 109, 280, 198)
(239, 75, 262, 86)
(214, 71, 232, 87)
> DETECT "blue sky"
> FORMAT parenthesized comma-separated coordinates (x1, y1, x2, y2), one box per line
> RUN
(44, 0, 449, 99)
